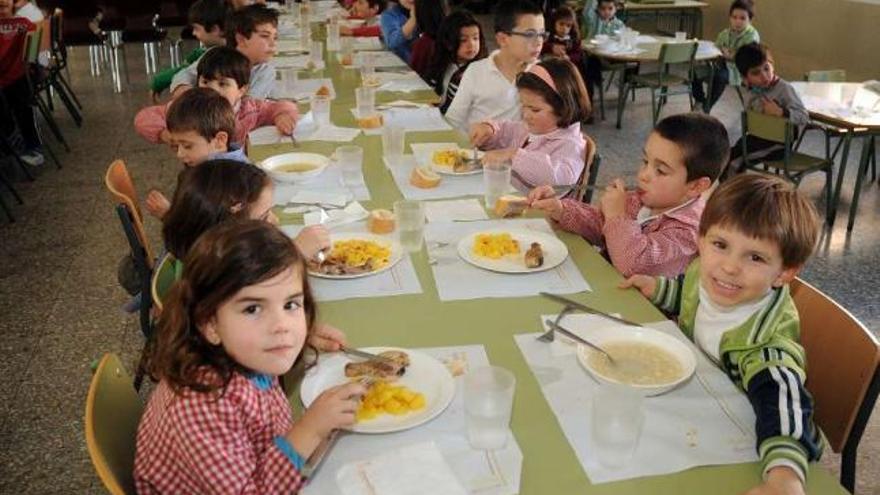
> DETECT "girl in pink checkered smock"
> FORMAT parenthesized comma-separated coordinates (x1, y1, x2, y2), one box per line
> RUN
(134, 221, 367, 494)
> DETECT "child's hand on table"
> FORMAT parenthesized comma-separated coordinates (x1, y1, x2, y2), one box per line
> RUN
(288, 381, 367, 458)
(741, 467, 805, 495)
(528, 185, 564, 221)
(340, 25, 353, 35)
(599, 179, 627, 219)
(468, 122, 495, 147)
(309, 323, 347, 352)
(275, 114, 297, 136)
(293, 225, 331, 260)
(618, 274, 656, 298)
(145, 190, 171, 220)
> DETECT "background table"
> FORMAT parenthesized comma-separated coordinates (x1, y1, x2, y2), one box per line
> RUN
(620, 0, 709, 39)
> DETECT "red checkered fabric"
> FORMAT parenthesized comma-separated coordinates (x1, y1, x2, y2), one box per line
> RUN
(557, 192, 704, 278)
(134, 371, 305, 494)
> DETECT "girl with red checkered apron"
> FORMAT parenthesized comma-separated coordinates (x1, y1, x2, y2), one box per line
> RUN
(134, 220, 367, 494)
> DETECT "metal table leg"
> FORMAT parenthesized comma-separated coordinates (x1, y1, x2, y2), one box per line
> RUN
(828, 131, 853, 226)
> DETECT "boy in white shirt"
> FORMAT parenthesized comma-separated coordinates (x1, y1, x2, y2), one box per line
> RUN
(622, 173, 823, 495)
(445, 0, 544, 133)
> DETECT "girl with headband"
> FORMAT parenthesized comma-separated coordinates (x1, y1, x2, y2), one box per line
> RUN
(469, 57, 591, 192)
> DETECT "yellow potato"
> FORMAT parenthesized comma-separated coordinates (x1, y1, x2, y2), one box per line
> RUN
(355, 380, 427, 422)
(473, 233, 520, 259)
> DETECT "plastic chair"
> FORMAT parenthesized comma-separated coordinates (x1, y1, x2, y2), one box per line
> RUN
(85, 353, 143, 495)
(150, 252, 180, 314)
(616, 41, 698, 129)
(23, 29, 68, 164)
(790, 278, 880, 494)
(739, 111, 834, 222)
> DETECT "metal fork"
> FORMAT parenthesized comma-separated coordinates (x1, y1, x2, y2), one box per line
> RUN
(539, 319, 616, 364)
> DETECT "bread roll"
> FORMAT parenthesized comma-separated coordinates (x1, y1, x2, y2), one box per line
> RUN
(367, 209, 396, 234)
(409, 167, 442, 189)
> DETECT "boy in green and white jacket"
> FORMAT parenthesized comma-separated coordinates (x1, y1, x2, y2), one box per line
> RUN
(693, 0, 760, 111)
(622, 173, 823, 495)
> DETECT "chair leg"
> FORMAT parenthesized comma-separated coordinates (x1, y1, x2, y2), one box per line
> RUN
(824, 168, 833, 224)
(616, 81, 629, 130)
(34, 94, 69, 151)
(0, 192, 14, 222)
(597, 74, 606, 121)
(56, 71, 82, 109)
(650, 88, 659, 125)
(846, 137, 873, 231)
(42, 140, 62, 169)
(0, 173, 23, 204)
(50, 77, 82, 127)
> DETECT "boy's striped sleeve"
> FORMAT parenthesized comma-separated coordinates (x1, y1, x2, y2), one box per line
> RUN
(744, 349, 823, 483)
(650, 274, 685, 314)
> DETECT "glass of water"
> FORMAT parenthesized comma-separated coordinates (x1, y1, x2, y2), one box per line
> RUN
(483, 160, 511, 209)
(310, 94, 331, 127)
(355, 86, 376, 119)
(310, 40, 324, 65)
(591, 383, 644, 467)
(393, 200, 425, 252)
(381, 125, 405, 164)
(464, 366, 516, 450)
(336, 145, 364, 189)
(327, 19, 340, 51)
(280, 68, 298, 96)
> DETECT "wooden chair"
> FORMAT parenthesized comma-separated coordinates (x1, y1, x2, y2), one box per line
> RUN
(85, 353, 143, 495)
(790, 278, 880, 494)
(617, 41, 698, 129)
(105, 160, 155, 342)
(573, 133, 601, 204)
(739, 111, 835, 223)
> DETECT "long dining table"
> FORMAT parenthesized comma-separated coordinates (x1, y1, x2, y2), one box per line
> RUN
(247, 17, 848, 494)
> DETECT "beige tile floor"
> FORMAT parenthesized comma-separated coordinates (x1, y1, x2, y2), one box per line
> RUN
(0, 39, 877, 494)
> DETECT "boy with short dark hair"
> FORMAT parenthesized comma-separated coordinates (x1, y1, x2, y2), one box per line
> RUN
(529, 112, 729, 277)
(136, 47, 298, 149)
(149, 0, 228, 101)
(446, 0, 545, 132)
(728, 43, 808, 175)
(622, 173, 823, 495)
(170, 4, 279, 98)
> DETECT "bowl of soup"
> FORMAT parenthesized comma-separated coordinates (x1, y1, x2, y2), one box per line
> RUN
(575, 326, 696, 396)
(261, 152, 330, 183)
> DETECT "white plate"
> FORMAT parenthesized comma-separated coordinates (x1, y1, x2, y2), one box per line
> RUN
(300, 347, 456, 433)
(575, 325, 697, 396)
(457, 228, 569, 274)
(260, 152, 330, 183)
(307, 233, 404, 280)
(411, 142, 484, 176)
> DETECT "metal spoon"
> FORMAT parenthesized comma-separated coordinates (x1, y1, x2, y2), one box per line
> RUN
(540, 319, 616, 364)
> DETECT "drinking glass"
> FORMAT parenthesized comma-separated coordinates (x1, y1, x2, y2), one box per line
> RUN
(355, 86, 376, 119)
(483, 161, 511, 209)
(310, 94, 331, 126)
(327, 20, 341, 51)
(310, 40, 324, 65)
(381, 125, 405, 163)
(280, 68, 298, 96)
(591, 383, 644, 467)
(394, 200, 425, 252)
(464, 366, 516, 450)
(336, 145, 364, 189)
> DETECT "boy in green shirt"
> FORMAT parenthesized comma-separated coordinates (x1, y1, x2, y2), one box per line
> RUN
(692, 0, 760, 111)
(149, 0, 228, 101)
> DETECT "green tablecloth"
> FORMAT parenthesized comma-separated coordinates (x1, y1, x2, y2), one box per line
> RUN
(249, 39, 846, 495)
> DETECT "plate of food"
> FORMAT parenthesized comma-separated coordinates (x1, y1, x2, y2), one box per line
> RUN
(260, 152, 330, 183)
(300, 347, 456, 433)
(457, 228, 568, 274)
(575, 325, 697, 396)
(411, 142, 484, 176)
(307, 234, 403, 279)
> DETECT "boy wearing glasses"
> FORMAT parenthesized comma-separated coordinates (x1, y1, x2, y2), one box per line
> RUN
(446, 0, 545, 132)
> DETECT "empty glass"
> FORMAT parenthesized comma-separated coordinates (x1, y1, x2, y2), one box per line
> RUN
(483, 161, 511, 209)
(394, 200, 425, 252)
(336, 145, 364, 188)
(381, 125, 405, 163)
(310, 94, 331, 126)
(355, 86, 376, 118)
(591, 383, 644, 467)
(310, 41, 324, 65)
(464, 366, 516, 450)
(327, 20, 340, 51)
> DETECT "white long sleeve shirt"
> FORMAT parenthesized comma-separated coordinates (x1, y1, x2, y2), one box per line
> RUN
(445, 50, 523, 133)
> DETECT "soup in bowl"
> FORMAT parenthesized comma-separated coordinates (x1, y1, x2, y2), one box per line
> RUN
(576, 326, 696, 396)
(261, 152, 330, 183)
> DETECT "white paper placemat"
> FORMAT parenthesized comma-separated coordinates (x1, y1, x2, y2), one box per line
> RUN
(385, 154, 485, 201)
(352, 37, 384, 51)
(268, 157, 370, 205)
(280, 223, 422, 301)
(340, 50, 408, 68)
(424, 219, 592, 301)
(514, 315, 758, 484)
(425, 199, 489, 223)
(275, 54, 325, 70)
(353, 107, 453, 135)
(301, 345, 523, 495)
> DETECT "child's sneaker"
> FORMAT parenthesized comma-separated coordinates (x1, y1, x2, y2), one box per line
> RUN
(20, 150, 45, 167)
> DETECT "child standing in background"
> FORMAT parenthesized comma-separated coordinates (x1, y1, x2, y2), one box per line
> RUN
(427, 10, 487, 114)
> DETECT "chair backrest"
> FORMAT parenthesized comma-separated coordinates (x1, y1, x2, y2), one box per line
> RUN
(743, 110, 789, 145)
(85, 353, 144, 495)
(105, 160, 155, 265)
(805, 70, 846, 83)
(151, 253, 180, 313)
(574, 133, 600, 203)
(23, 26, 42, 64)
(658, 41, 698, 66)
(790, 278, 880, 453)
